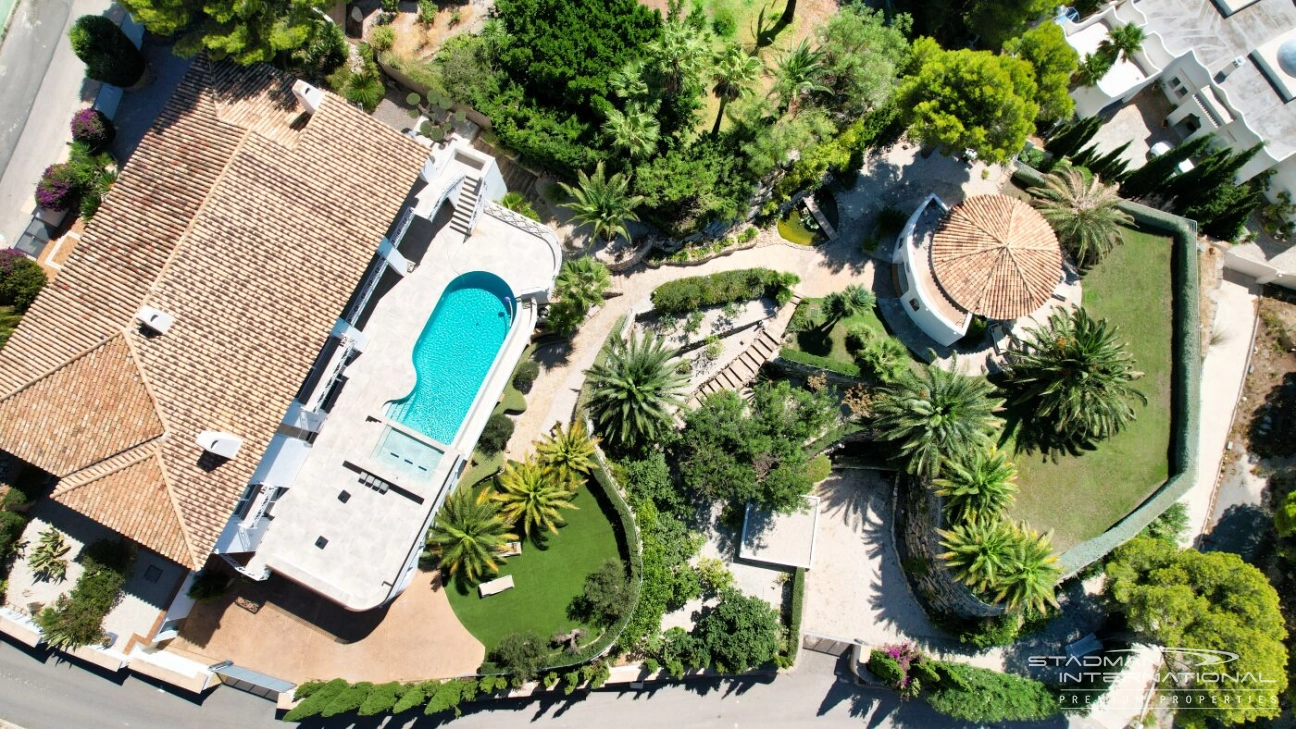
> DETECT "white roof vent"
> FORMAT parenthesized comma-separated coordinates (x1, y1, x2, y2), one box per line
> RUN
(135, 306, 174, 335)
(196, 430, 243, 459)
(292, 80, 324, 115)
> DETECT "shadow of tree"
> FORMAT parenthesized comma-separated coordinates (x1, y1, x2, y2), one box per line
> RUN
(1199, 503, 1272, 564)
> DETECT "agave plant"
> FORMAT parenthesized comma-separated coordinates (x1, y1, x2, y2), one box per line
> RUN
(992, 523, 1061, 613)
(425, 487, 517, 584)
(489, 455, 579, 536)
(536, 419, 599, 478)
(29, 526, 69, 582)
(932, 446, 1018, 523)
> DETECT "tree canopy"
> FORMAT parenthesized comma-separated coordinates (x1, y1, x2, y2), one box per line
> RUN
(814, 7, 911, 117)
(897, 38, 1039, 164)
(693, 588, 782, 672)
(1002, 23, 1078, 123)
(119, 0, 332, 65)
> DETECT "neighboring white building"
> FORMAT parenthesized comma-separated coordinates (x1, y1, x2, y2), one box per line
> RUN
(1061, 0, 1296, 200)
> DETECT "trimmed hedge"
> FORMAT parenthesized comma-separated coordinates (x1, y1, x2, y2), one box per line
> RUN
(650, 268, 799, 315)
(284, 678, 348, 721)
(1013, 164, 1201, 576)
(926, 661, 1059, 723)
(357, 681, 403, 716)
(781, 567, 806, 666)
(777, 347, 862, 378)
(322, 681, 373, 718)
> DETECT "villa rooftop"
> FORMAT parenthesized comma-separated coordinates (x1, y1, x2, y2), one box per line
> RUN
(0, 58, 429, 568)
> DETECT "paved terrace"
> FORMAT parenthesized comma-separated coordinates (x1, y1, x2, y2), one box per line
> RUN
(252, 199, 560, 611)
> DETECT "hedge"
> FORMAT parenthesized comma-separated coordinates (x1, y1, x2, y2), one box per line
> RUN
(1012, 164, 1202, 576)
(776, 347, 862, 378)
(357, 681, 403, 716)
(284, 678, 348, 721)
(650, 268, 799, 315)
(925, 661, 1060, 723)
(321, 681, 374, 718)
(782, 567, 806, 665)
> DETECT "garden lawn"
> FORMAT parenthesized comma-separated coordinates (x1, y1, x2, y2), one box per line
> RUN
(785, 298, 887, 365)
(446, 483, 621, 653)
(1006, 227, 1174, 550)
(0, 306, 20, 350)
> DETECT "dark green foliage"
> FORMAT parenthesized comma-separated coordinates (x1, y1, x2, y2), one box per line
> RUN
(186, 567, 230, 601)
(1086, 142, 1131, 182)
(1165, 143, 1261, 209)
(651, 268, 799, 314)
(320, 681, 373, 718)
(36, 539, 131, 650)
(1043, 116, 1102, 162)
(572, 559, 634, 627)
(357, 681, 403, 716)
(1140, 501, 1188, 544)
(926, 662, 1059, 722)
(490, 631, 550, 682)
(678, 380, 837, 512)
(513, 360, 541, 393)
(693, 588, 781, 672)
(284, 678, 348, 721)
(478, 413, 515, 455)
(1118, 135, 1211, 200)
(634, 140, 752, 236)
(289, 19, 347, 82)
(0, 253, 46, 313)
(0, 511, 27, 557)
(866, 650, 904, 685)
(424, 679, 467, 716)
(69, 16, 144, 87)
(783, 567, 806, 664)
(711, 5, 736, 36)
(291, 680, 327, 700)
(391, 681, 436, 713)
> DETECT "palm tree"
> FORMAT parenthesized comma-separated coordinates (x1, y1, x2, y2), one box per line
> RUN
(498, 191, 540, 221)
(932, 446, 1018, 523)
(559, 162, 645, 249)
(870, 365, 1004, 478)
(993, 524, 1060, 613)
(938, 518, 1018, 593)
(1100, 24, 1145, 63)
(488, 455, 579, 536)
(710, 43, 764, 136)
(1004, 307, 1147, 450)
(773, 39, 828, 115)
(426, 487, 518, 584)
(1029, 168, 1133, 269)
(536, 419, 599, 477)
(824, 283, 875, 323)
(585, 331, 688, 449)
(603, 104, 660, 159)
(555, 256, 613, 313)
(646, 20, 710, 97)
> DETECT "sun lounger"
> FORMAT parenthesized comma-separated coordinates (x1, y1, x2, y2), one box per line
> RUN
(498, 541, 522, 558)
(478, 575, 515, 597)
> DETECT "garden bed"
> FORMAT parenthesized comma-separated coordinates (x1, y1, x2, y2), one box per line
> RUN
(1006, 227, 1175, 550)
(645, 227, 761, 268)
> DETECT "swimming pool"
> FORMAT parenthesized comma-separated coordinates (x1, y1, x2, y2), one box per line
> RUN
(388, 271, 514, 445)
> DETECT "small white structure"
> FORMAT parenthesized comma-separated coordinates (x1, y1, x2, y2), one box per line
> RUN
(740, 496, 821, 570)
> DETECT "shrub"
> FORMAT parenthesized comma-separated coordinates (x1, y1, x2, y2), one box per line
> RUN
(696, 557, 733, 595)
(0, 511, 28, 557)
(292, 680, 327, 700)
(490, 631, 550, 682)
(29, 527, 69, 582)
(927, 662, 1059, 722)
(381, 0, 398, 10)
(424, 679, 466, 716)
(69, 16, 144, 87)
(418, 0, 436, 24)
(186, 568, 230, 601)
(738, 226, 759, 243)
(35, 164, 78, 211)
(321, 681, 373, 718)
(284, 678, 348, 721)
(651, 268, 799, 315)
(478, 413, 514, 455)
(694, 588, 781, 672)
(406, 91, 423, 107)
(0, 250, 48, 312)
(513, 360, 540, 393)
(391, 681, 435, 713)
(369, 25, 395, 52)
(805, 455, 831, 484)
(711, 4, 737, 36)
(541, 671, 559, 689)
(1142, 501, 1189, 544)
(572, 559, 634, 627)
(867, 650, 904, 686)
(36, 539, 131, 650)
(70, 109, 115, 151)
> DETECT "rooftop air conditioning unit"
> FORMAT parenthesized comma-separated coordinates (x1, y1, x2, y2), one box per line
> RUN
(135, 306, 174, 335)
(292, 80, 324, 115)
(196, 430, 243, 459)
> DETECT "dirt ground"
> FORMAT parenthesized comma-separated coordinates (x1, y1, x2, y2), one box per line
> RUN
(1230, 290, 1296, 464)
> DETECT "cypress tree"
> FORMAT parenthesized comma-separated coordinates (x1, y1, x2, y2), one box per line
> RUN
(1199, 188, 1264, 240)
(1044, 116, 1102, 161)
(1088, 142, 1131, 182)
(1168, 143, 1263, 211)
(1119, 135, 1211, 200)
(1070, 144, 1100, 170)
(69, 16, 145, 87)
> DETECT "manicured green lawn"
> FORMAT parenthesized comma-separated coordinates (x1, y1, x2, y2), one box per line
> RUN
(786, 298, 888, 365)
(1006, 227, 1174, 550)
(446, 483, 621, 653)
(0, 306, 21, 351)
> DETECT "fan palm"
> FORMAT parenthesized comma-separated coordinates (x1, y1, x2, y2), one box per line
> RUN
(993, 524, 1060, 613)
(932, 446, 1018, 523)
(426, 487, 517, 584)
(536, 419, 599, 477)
(603, 104, 660, 159)
(1100, 24, 1145, 63)
(645, 20, 710, 97)
(824, 283, 875, 323)
(559, 162, 645, 249)
(870, 364, 1004, 478)
(710, 43, 764, 135)
(1029, 167, 1133, 269)
(585, 331, 688, 448)
(1004, 307, 1146, 450)
(773, 39, 828, 115)
(554, 257, 613, 313)
(498, 191, 540, 221)
(938, 518, 1018, 593)
(488, 456, 579, 536)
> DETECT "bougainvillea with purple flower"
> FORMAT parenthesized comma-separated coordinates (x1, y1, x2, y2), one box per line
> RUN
(70, 108, 114, 151)
(34, 164, 77, 211)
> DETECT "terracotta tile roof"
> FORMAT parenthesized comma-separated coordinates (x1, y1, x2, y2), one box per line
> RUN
(930, 195, 1063, 321)
(0, 58, 429, 568)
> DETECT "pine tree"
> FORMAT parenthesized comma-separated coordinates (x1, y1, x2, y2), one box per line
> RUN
(1118, 135, 1211, 200)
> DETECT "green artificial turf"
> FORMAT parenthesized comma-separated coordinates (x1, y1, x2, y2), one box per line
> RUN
(1006, 227, 1174, 550)
(445, 483, 621, 653)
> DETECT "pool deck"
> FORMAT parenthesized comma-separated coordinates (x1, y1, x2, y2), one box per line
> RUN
(252, 191, 560, 611)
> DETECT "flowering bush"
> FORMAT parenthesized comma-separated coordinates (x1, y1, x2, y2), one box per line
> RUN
(34, 164, 78, 211)
(70, 108, 115, 151)
(868, 643, 935, 699)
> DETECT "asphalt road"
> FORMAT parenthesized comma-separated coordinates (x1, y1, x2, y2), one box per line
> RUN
(0, 637, 1097, 729)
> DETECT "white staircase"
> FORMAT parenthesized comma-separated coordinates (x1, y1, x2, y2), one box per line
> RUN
(449, 176, 483, 235)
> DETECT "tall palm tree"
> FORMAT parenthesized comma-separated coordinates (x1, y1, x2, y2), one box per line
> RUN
(773, 39, 828, 115)
(1029, 168, 1133, 269)
(993, 524, 1060, 613)
(488, 456, 579, 536)
(824, 283, 875, 323)
(932, 446, 1018, 523)
(1004, 307, 1146, 450)
(585, 331, 688, 449)
(555, 256, 613, 313)
(426, 487, 518, 584)
(870, 365, 1004, 478)
(559, 162, 645, 249)
(710, 43, 764, 136)
(536, 419, 599, 478)
(1100, 24, 1145, 63)
(646, 20, 710, 97)
(938, 518, 1018, 593)
(603, 104, 660, 159)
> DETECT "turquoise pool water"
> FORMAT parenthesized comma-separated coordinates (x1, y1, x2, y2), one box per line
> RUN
(388, 272, 514, 445)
